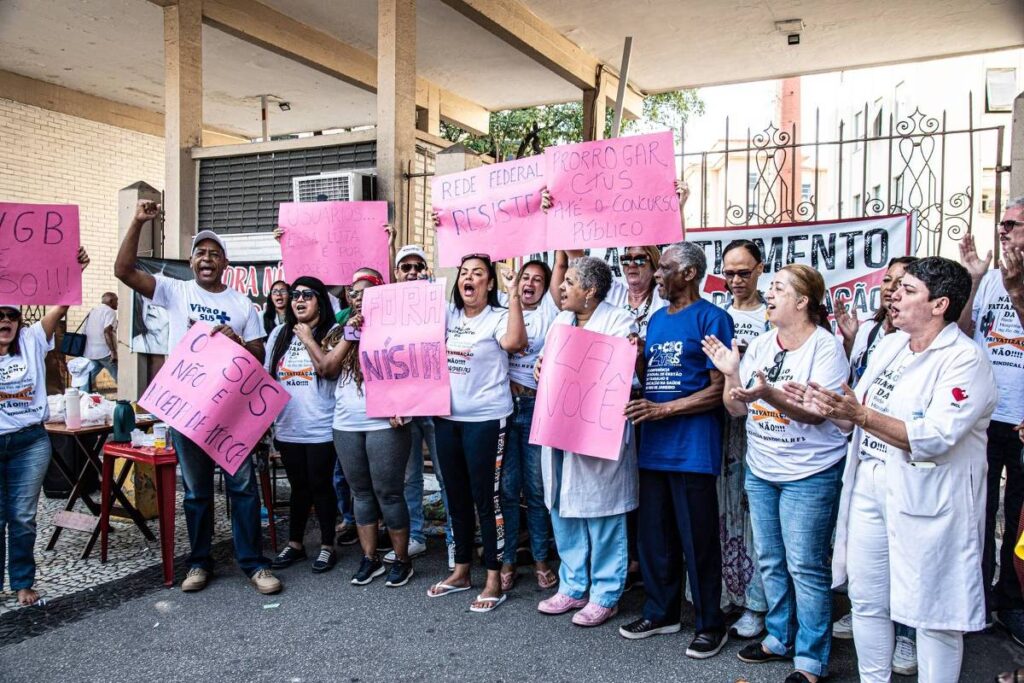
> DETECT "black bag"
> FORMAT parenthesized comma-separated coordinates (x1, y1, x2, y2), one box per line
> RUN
(60, 313, 88, 357)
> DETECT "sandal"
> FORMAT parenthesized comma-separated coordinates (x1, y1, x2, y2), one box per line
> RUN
(426, 581, 471, 598)
(500, 570, 517, 591)
(536, 568, 558, 589)
(469, 593, 507, 613)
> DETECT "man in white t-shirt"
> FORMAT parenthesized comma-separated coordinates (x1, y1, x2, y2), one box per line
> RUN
(83, 292, 118, 390)
(115, 200, 280, 596)
(958, 196, 1024, 641)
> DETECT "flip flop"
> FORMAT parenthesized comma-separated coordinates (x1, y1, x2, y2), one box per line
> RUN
(536, 569, 559, 589)
(426, 582, 471, 598)
(500, 571, 517, 591)
(469, 593, 507, 613)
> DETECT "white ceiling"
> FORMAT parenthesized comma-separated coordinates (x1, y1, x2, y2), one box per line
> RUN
(0, 0, 1021, 138)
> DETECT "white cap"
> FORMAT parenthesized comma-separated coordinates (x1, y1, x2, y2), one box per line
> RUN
(395, 244, 427, 267)
(0, 303, 18, 311)
(192, 230, 227, 258)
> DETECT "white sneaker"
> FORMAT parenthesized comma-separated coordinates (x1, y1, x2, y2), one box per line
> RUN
(383, 539, 427, 563)
(729, 609, 765, 638)
(832, 613, 853, 639)
(891, 635, 918, 676)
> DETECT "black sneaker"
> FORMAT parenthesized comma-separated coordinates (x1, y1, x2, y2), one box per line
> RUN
(335, 523, 359, 546)
(384, 560, 414, 587)
(351, 555, 385, 585)
(685, 630, 728, 659)
(737, 642, 791, 664)
(271, 545, 307, 569)
(618, 617, 682, 640)
(311, 548, 337, 574)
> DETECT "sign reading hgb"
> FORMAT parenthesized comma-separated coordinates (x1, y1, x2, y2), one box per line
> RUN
(0, 203, 82, 305)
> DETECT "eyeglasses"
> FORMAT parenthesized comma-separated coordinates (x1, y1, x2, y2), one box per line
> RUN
(290, 289, 316, 301)
(399, 262, 426, 274)
(723, 269, 755, 280)
(1000, 220, 1024, 231)
(0, 310, 20, 322)
(270, 288, 289, 296)
(620, 256, 649, 267)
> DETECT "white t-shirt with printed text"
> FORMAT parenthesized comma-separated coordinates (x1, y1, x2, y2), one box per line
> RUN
(858, 344, 916, 462)
(506, 293, 559, 389)
(265, 324, 336, 443)
(725, 303, 769, 349)
(740, 326, 850, 482)
(0, 323, 54, 434)
(606, 280, 667, 340)
(446, 305, 512, 421)
(972, 269, 1024, 424)
(151, 275, 265, 352)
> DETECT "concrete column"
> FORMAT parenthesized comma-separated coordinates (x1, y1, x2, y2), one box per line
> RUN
(163, 0, 203, 259)
(1011, 90, 1024, 201)
(377, 0, 417, 245)
(416, 83, 441, 136)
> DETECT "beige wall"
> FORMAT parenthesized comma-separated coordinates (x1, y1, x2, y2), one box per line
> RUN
(0, 97, 164, 329)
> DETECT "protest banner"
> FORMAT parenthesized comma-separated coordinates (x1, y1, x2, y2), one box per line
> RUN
(529, 324, 634, 460)
(689, 214, 914, 322)
(432, 156, 547, 267)
(139, 322, 289, 475)
(0, 202, 82, 305)
(130, 257, 286, 354)
(545, 130, 681, 251)
(359, 279, 451, 417)
(278, 200, 388, 284)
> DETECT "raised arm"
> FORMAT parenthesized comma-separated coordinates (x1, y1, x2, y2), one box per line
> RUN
(499, 290, 528, 353)
(957, 233, 991, 335)
(701, 335, 747, 417)
(1001, 246, 1024, 327)
(114, 200, 159, 299)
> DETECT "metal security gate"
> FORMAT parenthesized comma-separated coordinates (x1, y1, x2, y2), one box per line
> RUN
(682, 94, 1010, 257)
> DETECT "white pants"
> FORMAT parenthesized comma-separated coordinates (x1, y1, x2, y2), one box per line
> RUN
(847, 459, 964, 683)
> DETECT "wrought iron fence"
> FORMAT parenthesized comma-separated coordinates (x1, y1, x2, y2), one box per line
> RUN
(681, 93, 1010, 257)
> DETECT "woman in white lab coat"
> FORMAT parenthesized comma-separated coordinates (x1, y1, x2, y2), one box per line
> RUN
(787, 256, 996, 683)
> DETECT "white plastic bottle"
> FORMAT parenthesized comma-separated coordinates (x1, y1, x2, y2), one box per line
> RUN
(64, 387, 82, 430)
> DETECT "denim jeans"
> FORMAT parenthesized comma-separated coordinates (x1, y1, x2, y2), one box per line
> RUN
(0, 425, 51, 591)
(332, 457, 355, 525)
(745, 460, 843, 678)
(170, 429, 269, 575)
(405, 417, 436, 544)
(501, 396, 550, 565)
(87, 355, 118, 390)
(549, 452, 627, 608)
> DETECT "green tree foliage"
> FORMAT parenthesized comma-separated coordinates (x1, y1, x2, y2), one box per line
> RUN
(440, 90, 704, 161)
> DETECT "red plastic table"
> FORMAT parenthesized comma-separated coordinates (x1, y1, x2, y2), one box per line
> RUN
(100, 443, 178, 586)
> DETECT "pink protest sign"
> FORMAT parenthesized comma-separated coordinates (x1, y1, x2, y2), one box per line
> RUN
(278, 201, 389, 285)
(0, 203, 82, 305)
(545, 130, 681, 250)
(432, 156, 547, 267)
(139, 322, 290, 476)
(359, 279, 451, 417)
(529, 324, 634, 460)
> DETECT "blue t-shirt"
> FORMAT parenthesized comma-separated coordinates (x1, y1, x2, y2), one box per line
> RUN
(640, 299, 734, 474)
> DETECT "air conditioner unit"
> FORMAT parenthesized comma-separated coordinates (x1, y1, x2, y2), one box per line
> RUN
(292, 170, 376, 202)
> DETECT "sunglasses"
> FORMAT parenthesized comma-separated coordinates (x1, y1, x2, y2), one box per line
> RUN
(290, 289, 317, 301)
(347, 287, 366, 300)
(748, 350, 788, 387)
(1000, 220, 1024, 231)
(723, 269, 755, 280)
(620, 256, 649, 267)
(399, 262, 426, 274)
(0, 310, 20, 322)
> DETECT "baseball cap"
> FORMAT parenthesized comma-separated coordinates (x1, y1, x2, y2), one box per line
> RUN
(395, 244, 427, 267)
(192, 230, 227, 258)
(0, 303, 18, 311)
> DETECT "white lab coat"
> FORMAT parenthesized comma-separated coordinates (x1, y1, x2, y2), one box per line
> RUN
(832, 322, 996, 632)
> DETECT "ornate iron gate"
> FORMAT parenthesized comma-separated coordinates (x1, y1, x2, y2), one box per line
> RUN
(681, 93, 1010, 257)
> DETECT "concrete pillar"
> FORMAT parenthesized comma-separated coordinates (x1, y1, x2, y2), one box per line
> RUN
(416, 83, 441, 136)
(778, 76, 801, 217)
(116, 182, 162, 401)
(377, 0, 417, 245)
(163, 0, 203, 259)
(1011, 90, 1024, 202)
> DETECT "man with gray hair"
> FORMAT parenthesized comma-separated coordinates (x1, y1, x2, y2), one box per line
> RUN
(619, 240, 734, 658)
(958, 196, 1024, 645)
(82, 291, 118, 390)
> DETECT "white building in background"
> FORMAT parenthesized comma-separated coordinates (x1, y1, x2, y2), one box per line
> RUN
(683, 48, 1022, 259)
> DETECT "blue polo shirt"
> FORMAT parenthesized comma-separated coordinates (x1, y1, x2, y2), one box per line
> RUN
(640, 299, 733, 474)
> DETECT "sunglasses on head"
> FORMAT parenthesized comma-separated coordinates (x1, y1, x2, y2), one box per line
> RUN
(0, 309, 20, 322)
(724, 269, 754, 280)
(620, 256, 649, 267)
(290, 289, 317, 301)
(399, 262, 426, 274)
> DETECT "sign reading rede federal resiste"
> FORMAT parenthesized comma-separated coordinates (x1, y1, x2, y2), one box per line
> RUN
(0, 202, 82, 305)
(139, 322, 289, 475)
(432, 131, 680, 266)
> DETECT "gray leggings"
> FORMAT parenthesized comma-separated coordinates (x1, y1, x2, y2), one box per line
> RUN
(333, 426, 412, 531)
